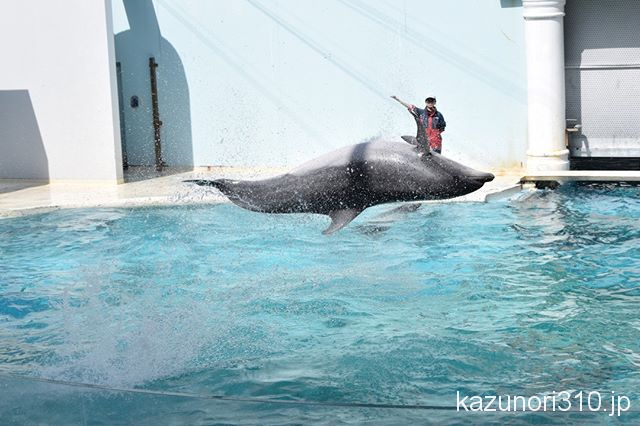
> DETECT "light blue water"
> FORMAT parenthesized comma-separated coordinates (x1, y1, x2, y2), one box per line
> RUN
(1, 183, 640, 424)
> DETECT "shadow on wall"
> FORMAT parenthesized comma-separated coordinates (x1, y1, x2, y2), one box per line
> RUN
(0, 90, 49, 190)
(115, 0, 192, 175)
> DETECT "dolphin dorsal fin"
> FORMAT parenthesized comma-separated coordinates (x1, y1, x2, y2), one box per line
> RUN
(401, 135, 417, 145)
(323, 208, 363, 235)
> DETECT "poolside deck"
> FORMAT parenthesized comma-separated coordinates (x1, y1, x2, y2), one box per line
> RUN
(522, 170, 640, 183)
(0, 167, 524, 218)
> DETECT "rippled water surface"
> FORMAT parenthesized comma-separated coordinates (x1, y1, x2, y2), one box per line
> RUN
(1, 183, 640, 424)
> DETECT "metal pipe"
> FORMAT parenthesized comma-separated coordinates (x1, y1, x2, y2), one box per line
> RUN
(149, 57, 163, 172)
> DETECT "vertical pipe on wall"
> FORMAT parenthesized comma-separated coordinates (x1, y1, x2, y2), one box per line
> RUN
(523, 0, 570, 172)
(149, 56, 163, 171)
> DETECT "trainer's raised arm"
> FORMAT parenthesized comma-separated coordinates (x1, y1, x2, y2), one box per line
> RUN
(391, 95, 411, 109)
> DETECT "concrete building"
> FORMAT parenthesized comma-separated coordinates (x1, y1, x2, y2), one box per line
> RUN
(0, 0, 123, 183)
(1, 0, 638, 183)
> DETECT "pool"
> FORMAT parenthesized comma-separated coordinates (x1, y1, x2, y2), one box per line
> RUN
(1, 183, 640, 424)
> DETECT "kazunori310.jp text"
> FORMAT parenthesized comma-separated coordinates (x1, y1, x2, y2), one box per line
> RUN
(456, 391, 631, 416)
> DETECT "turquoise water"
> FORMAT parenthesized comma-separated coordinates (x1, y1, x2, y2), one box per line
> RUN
(1, 183, 640, 424)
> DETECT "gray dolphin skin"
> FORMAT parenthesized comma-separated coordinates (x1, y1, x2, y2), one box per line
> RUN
(186, 140, 494, 234)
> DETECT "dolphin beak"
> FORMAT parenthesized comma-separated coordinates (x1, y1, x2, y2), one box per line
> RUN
(470, 172, 494, 185)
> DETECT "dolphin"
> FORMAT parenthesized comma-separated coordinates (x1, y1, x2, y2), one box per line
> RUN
(186, 142, 494, 234)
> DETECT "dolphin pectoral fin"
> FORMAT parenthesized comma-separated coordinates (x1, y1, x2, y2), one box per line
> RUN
(323, 208, 363, 235)
(401, 135, 417, 145)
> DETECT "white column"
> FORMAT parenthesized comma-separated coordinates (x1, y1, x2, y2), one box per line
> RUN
(523, 0, 569, 172)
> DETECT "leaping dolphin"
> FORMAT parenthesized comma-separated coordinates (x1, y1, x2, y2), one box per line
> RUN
(187, 119, 494, 234)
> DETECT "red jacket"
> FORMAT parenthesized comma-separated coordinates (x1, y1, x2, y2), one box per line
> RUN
(409, 105, 446, 152)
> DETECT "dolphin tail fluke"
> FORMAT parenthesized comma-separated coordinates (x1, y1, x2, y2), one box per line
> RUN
(323, 208, 363, 235)
(185, 178, 238, 201)
(184, 179, 237, 195)
(184, 179, 224, 188)
(185, 179, 264, 212)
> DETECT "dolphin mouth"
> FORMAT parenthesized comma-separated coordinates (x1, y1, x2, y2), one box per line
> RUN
(468, 173, 495, 185)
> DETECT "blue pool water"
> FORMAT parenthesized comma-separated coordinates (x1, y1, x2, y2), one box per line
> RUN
(1, 183, 640, 424)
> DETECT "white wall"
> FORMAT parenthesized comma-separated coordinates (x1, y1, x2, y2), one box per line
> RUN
(0, 0, 122, 182)
(0, 1, 528, 181)
(112, 0, 529, 172)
